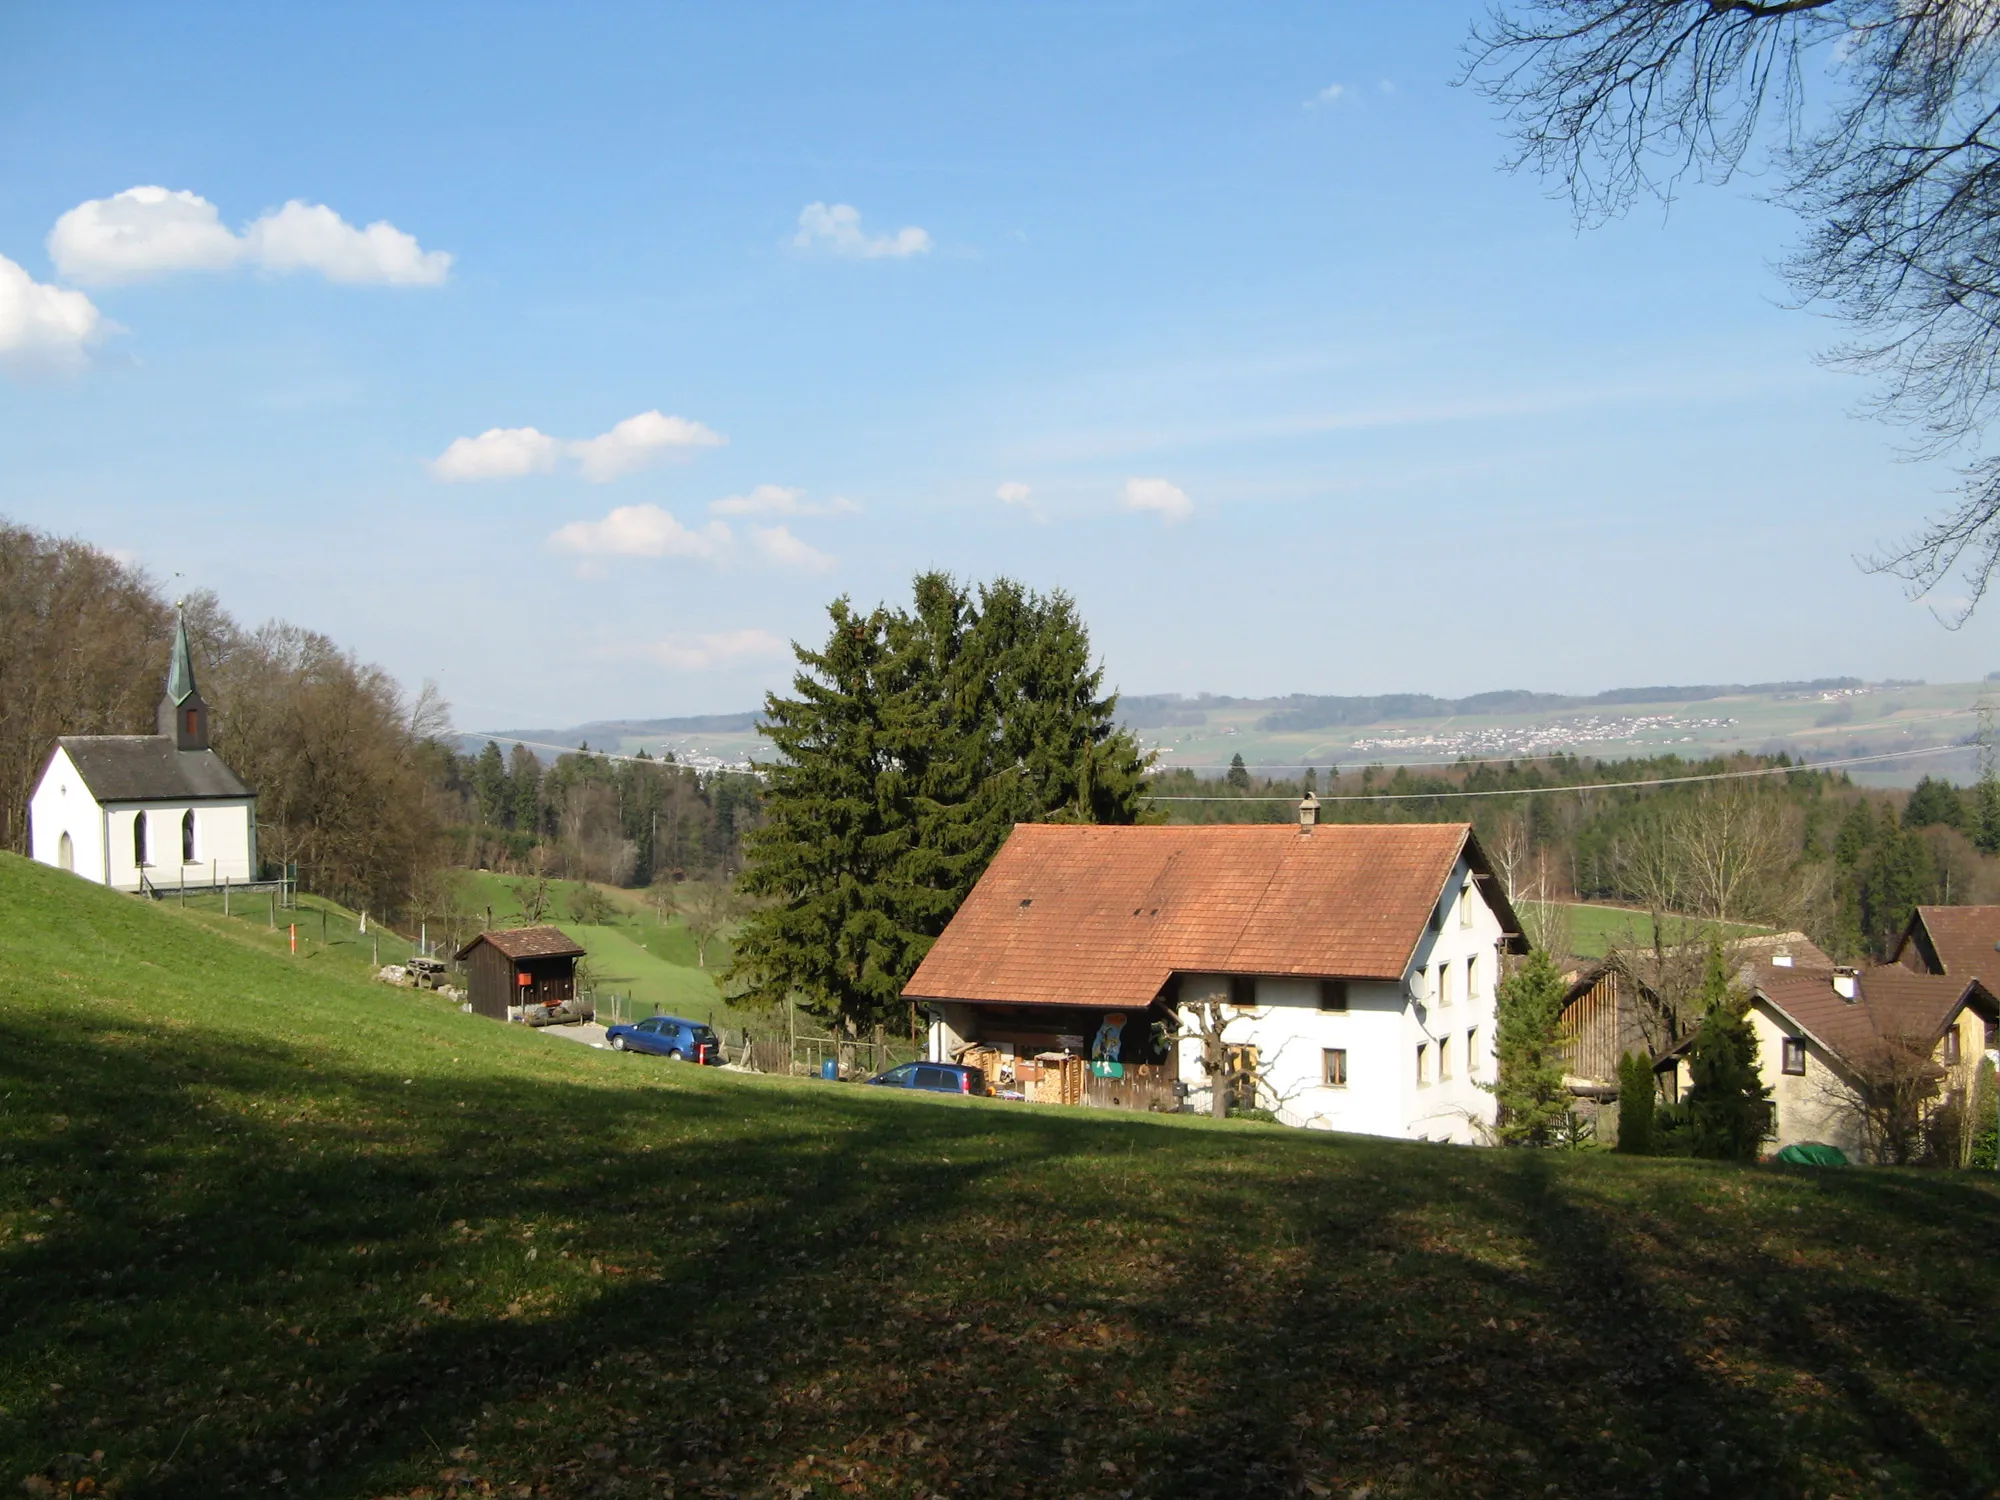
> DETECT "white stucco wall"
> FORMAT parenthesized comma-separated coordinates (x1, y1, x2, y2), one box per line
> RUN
(28, 748, 107, 883)
(1178, 854, 1509, 1143)
(104, 801, 257, 891)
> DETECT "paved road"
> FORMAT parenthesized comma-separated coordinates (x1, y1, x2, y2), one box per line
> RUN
(539, 1022, 608, 1049)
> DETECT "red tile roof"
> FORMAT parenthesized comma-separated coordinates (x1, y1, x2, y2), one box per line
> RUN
(454, 926, 587, 962)
(903, 822, 1522, 1010)
(1747, 961, 1992, 1071)
(1897, 906, 2000, 988)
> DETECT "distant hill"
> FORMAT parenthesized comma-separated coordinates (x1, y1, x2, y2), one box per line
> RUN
(466, 675, 1970, 785)
(1122, 679, 1876, 734)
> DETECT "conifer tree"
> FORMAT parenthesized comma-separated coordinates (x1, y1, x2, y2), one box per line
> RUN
(471, 741, 508, 827)
(1615, 1051, 1655, 1155)
(1226, 753, 1250, 791)
(1487, 948, 1570, 1146)
(1666, 944, 1773, 1160)
(731, 575, 1151, 1031)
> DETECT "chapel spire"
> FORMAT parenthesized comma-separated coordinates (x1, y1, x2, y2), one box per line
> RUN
(158, 611, 210, 751)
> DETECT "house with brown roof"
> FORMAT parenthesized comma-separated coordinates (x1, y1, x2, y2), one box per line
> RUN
(1558, 931, 1830, 1105)
(1895, 905, 2000, 989)
(1683, 959, 1999, 1162)
(902, 808, 1528, 1141)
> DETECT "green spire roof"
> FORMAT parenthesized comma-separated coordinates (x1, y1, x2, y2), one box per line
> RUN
(165, 614, 198, 705)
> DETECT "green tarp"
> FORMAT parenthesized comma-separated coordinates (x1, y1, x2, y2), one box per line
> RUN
(1774, 1142, 1849, 1166)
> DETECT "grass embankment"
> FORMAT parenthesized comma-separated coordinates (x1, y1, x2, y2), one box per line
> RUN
(5, 851, 2000, 1498)
(1561, 902, 1773, 961)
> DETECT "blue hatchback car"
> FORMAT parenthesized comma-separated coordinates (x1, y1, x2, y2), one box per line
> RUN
(605, 1014, 725, 1065)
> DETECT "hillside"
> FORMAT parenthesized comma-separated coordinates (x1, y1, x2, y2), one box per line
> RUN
(4, 853, 1999, 1497)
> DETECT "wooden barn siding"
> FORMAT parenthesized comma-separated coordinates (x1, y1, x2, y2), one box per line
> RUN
(468, 943, 513, 1021)
(1560, 973, 1620, 1085)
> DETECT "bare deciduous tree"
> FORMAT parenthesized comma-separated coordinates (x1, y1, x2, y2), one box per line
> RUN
(1468, 1, 2000, 614)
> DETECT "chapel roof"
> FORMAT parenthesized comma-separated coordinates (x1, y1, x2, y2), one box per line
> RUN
(54, 736, 252, 803)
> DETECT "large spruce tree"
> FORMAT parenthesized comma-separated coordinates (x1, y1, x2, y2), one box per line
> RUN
(730, 573, 1152, 1031)
(1487, 948, 1571, 1146)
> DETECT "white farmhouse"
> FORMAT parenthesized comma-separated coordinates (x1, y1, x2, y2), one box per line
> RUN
(904, 804, 1527, 1141)
(29, 616, 258, 893)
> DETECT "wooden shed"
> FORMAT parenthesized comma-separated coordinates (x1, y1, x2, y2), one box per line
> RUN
(455, 926, 588, 1021)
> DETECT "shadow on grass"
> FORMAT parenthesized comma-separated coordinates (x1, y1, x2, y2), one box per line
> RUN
(8, 1006, 2000, 1499)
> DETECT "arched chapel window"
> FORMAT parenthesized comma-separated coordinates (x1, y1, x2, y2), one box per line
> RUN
(134, 813, 148, 868)
(182, 810, 196, 864)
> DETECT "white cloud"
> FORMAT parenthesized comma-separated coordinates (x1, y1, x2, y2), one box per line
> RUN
(645, 629, 789, 672)
(1305, 83, 1347, 108)
(430, 426, 563, 481)
(429, 410, 726, 482)
(47, 185, 450, 286)
(708, 484, 860, 518)
(794, 202, 932, 259)
(239, 200, 451, 285)
(568, 410, 727, 481)
(995, 480, 1048, 523)
(750, 524, 837, 573)
(0, 252, 106, 376)
(548, 504, 732, 560)
(1121, 476, 1194, 524)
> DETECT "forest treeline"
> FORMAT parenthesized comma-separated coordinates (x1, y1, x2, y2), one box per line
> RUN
(1152, 753, 2000, 962)
(0, 523, 763, 925)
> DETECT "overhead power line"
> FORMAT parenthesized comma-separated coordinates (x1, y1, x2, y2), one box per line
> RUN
(1140, 742, 1972, 802)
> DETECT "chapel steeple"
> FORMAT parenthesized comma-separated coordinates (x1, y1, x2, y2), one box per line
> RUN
(157, 612, 210, 752)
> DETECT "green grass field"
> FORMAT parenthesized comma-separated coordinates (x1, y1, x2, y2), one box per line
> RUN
(6, 850, 2000, 1497)
(1559, 902, 1773, 961)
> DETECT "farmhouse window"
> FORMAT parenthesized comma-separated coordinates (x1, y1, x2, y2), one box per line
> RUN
(182, 810, 196, 863)
(1781, 1038, 1806, 1076)
(1439, 1035, 1453, 1081)
(1322, 1048, 1347, 1087)
(1416, 1043, 1429, 1086)
(1230, 975, 1256, 1010)
(1943, 1028, 1962, 1067)
(1467, 1027, 1479, 1076)
(1436, 962, 1452, 1007)
(133, 812, 148, 868)
(1460, 879, 1474, 927)
(1466, 954, 1479, 1003)
(1318, 979, 1348, 1012)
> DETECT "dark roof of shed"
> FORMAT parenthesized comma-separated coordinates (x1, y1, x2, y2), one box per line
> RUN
(454, 926, 587, 962)
(904, 821, 1525, 1010)
(55, 736, 252, 802)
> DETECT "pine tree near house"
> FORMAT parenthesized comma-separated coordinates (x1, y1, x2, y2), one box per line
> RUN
(731, 574, 1153, 1033)
(1658, 944, 1773, 1160)
(1486, 948, 1570, 1146)
(1615, 1051, 1656, 1154)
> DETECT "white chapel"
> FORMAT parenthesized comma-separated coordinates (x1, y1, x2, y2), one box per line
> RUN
(29, 615, 259, 892)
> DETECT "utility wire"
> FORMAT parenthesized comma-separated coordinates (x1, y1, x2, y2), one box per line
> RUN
(1141, 742, 1971, 802)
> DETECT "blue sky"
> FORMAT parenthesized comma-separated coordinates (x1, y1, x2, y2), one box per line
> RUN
(3, 2, 1995, 730)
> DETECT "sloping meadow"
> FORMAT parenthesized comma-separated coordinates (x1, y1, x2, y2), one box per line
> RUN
(2, 853, 1998, 1498)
